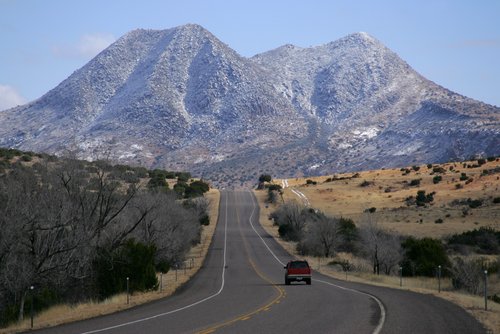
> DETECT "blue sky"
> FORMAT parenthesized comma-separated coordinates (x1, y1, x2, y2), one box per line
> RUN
(1, 0, 499, 110)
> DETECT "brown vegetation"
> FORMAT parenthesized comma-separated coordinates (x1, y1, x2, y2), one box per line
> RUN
(278, 159, 500, 237)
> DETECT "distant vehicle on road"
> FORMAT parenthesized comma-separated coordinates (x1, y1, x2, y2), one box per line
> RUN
(284, 260, 312, 285)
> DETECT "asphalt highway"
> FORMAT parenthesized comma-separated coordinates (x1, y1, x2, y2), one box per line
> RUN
(31, 190, 486, 334)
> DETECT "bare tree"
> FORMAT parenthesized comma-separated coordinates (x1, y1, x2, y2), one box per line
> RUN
(134, 192, 200, 266)
(270, 202, 306, 241)
(0, 158, 206, 323)
(299, 214, 340, 258)
(449, 257, 486, 294)
(0, 160, 149, 321)
(359, 214, 402, 275)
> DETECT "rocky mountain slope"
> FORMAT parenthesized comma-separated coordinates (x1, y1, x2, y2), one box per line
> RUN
(1, 24, 499, 187)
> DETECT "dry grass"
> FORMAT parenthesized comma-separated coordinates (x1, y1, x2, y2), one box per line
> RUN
(1, 189, 220, 334)
(278, 159, 500, 237)
(254, 185, 500, 334)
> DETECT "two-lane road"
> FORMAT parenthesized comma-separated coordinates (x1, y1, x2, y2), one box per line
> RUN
(32, 190, 485, 334)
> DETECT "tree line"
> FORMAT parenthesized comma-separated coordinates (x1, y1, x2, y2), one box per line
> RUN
(0, 151, 210, 327)
(270, 202, 499, 294)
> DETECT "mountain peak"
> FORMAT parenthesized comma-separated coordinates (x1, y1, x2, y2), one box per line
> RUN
(1, 26, 498, 188)
(174, 23, 209, 34)
(351, 31, 375, 40)
(331, 31, 382, 49)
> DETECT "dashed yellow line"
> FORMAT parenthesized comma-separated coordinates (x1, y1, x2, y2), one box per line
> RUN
(195, 192, 285, 334)
(195, 260, 285, 334)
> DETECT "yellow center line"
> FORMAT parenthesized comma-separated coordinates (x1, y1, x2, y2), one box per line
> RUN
(195, 192, 285, 334)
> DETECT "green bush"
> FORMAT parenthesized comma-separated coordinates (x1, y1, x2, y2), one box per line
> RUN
(0, 286, 61, 327)
(0, 148, 23, 160)
(337, 218, 359, 252)
(176, 172, 191, 183)
(156, 260, 170, 274)
(401, 168, 411, 175)
(0, 303, 17, 327)
(173, 182, 186, 197)
(148, 169, 167, 179)
(259, 174, 272, 183)
(133, 166, 149, 178)
(184, 180, 210, 198)
(448, 227, 500, 254)
(122, 171, 140, 184)
(267, 184, 282, 192)
(164, 171, 177, 179)
(359, 180, 373, 187)
(190, 180, 210, 193)
(199, 214, 210, 226)
(409, 179, 421, 186)
(468, 199, 483, 208)
(147, 175, 169, 191)
(415, 190, 435, 206)
(402, 237, 450, 277)
(93, 239, 158, 299)
(21, 154, 32, 162)
(266, 184, 283, 203)
(433, 175, 442, 184)
(432, 166, 446, 174)
(278, 223, 293, 240)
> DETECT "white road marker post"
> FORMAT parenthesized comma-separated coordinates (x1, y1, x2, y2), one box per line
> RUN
(30, 285, 34, 329)
(399, 266, 402, 287)
(438, 265, 441, 293)
(484, 270, 488, 311)
(126, 277, 130, 305)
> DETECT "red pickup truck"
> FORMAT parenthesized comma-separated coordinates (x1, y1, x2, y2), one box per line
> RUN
(284, 260, 312, 285)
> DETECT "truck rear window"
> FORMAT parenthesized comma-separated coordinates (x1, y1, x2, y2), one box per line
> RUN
(290, 262, 309, 269)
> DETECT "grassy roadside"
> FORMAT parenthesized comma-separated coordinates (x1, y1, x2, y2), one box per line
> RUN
(254, 189, 500, 334)
(1, 189, 220, 334)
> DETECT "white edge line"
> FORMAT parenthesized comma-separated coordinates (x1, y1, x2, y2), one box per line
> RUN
(79, 193, 229, 334)
(313, 279, 386, 334)
(247, 190, 385, 334)
(247, 191, 285, 267)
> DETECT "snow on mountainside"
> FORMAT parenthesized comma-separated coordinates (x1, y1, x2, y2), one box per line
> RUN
(0, 24, 499, 187)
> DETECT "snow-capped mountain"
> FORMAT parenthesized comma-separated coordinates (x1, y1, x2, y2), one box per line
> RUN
(1, 24, 499, 186)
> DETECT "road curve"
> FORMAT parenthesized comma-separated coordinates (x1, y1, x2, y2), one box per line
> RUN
(30, 190, 486, 334)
